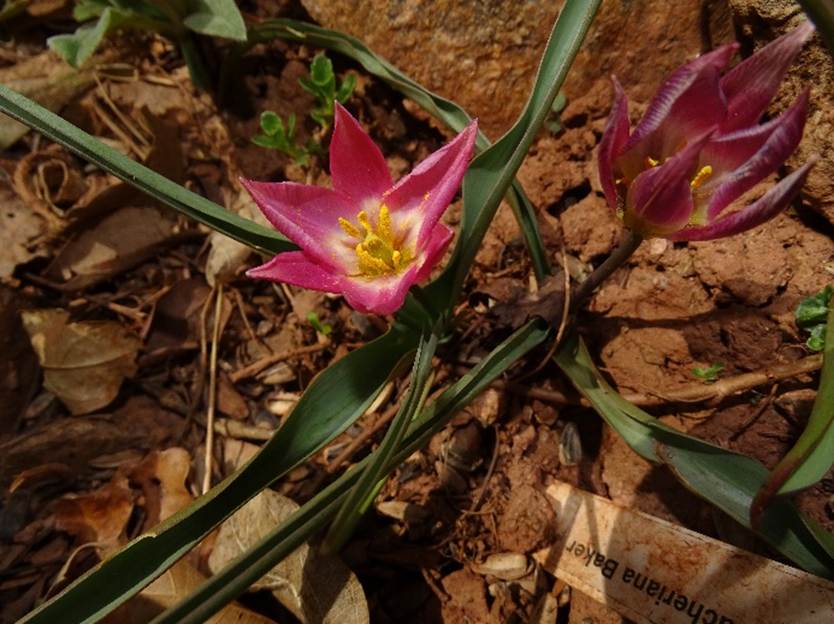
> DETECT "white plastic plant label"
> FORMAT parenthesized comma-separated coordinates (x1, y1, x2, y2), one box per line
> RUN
(534, 482, 834, 624)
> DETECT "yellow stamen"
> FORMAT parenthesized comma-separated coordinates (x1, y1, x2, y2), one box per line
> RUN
(339, 204, 414, 278)
(339, 217, 361, 238)
(690, 165, 713, 190)
(377, 204, 393, 244)
(646, 156, 660, 167)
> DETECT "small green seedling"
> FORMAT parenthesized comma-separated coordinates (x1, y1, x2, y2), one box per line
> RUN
(306, 311, 332, 337)
(47, 0, 246, 90)
(252, 111, 319, 166)
(692, 363, 724, 383)
(299, 53, 356, 129)
(795, 284, 832, 352)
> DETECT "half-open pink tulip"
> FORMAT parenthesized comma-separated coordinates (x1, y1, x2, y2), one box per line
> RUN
(243, 103, 477, 315)
(598, 22, 815, 241)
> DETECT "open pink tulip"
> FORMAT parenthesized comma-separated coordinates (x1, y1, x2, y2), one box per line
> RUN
(243, 103, 477, 315)
(598, 22, 815, 241)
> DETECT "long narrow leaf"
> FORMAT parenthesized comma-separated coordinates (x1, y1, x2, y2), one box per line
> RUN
(754, 302, 834, 506)
(555, 336, 834, 579)
(437, 0, 600, 305)
(250, 18, 552, 280)
(0, 85, 291, 255)
(153, 318, 549, 624)
(21, 328, 416, 624)
(324, 329, 438, 551)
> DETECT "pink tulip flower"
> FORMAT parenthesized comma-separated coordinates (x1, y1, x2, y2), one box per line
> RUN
(243, 103, 477, 315)
(598, 22, 815, 241)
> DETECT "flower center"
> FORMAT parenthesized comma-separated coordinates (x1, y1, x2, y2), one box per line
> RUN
(339, 204, 414, 278)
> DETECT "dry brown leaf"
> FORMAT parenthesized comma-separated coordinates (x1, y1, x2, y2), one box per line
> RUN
(205, 231, 252, 288)
(0, 183, 46, 281)
(21, 309, 140, 414)
(208, 490, 369, 624)
(103, 560, 277, 624)
(0, 287, 39, 436)
(45, 206, 181, 290)
(0, 50, 105, 149)
(128, 448, 192, 529)
(53, 475, 134, 551)
(0, 397, 184, 486)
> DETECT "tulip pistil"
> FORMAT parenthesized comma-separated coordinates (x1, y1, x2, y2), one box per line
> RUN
(340, 204, 414, 277)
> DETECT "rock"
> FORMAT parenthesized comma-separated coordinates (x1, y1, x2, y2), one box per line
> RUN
(566, 1, 734, 103)
(300, 0, 561, 139)
(729, 1, 834, 226)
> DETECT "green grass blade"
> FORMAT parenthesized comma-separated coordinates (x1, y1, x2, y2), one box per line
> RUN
(0, 84, 291, 255)
(252, 18, 552, 280)
(435, 0, 600, 304)
(323, 329, 438, 552)
(152, 318, 549, 624)
(20, 328, 416, 624)
(555, 336, 834, 579)
(755, 302, 834, 503)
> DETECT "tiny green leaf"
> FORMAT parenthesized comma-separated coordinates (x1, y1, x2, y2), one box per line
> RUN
(808, 323, 827, 352)
(335, 73, 356, 103)
(183, 0, 247, 41)
(306, 312, 332, 337)
(259, 110, 283, 137)
(309, 53, 335, 89)
(796, 285, 832, 329)
(692, 363, 724, 383)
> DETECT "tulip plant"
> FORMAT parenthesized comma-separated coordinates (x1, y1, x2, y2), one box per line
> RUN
(2, 4, 834, 624)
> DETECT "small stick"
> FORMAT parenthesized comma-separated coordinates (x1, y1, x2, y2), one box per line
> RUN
(230, 342, 329, 382)
(474, 353, 823, 408)
(214, 418, 274, 442)
(202, 284, 224, 495)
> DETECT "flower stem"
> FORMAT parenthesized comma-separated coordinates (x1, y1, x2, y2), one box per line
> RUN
(570, 229, 643, 312)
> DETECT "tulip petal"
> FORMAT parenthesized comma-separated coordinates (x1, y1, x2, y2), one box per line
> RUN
(618, 43, 736, 172)
(704, 90, 808, 220)
(699, 90, 808, 176)
(598, 76, 630, 210)
(340, 266, 421, 315)
(720, 21, 814, 133)
(241, 178, 359, 271)
(413, 223, 455, 283)
(384, 119, 478, 246)
(624, 135, 708, 236)
(671, 161, 814, 241)
(330, 102, 393, 204)
(246, 251, 345, 293)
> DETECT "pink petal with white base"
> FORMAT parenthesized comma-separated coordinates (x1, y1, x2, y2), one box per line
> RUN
(330, 102, 392, 204)
(246, 251, 345, 293)
(413, 223, 455, 283)
(720, 21, 814, 133)
(240, 179, 354, 270)
(671, 160, 814, 241)
(384, 120, 478, 246)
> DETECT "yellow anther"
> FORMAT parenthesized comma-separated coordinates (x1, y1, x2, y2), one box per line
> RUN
(339, 204, 415, 278)
(690, 165, 713, 190)
(357, 210, 372, 234)
(377, 204, 393, 244)
(646, 156, 660, 167)
(339, 217, 361, 238)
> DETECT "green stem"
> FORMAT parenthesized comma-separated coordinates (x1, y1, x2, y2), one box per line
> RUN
(570, 229, 642, 312)
(321, 330, 439, 553)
